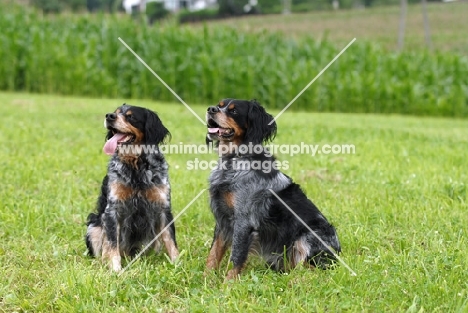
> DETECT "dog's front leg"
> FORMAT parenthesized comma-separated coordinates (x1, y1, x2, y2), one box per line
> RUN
(206, 224, 230, 271)
(226, 222, 254, 281)
(160, 213, 179, 262)
(102, 207, 121, 272)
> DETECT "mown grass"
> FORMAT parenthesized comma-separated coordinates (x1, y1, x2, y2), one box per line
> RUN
(0, 92, 467, 312)
(198, 1, 468, 54)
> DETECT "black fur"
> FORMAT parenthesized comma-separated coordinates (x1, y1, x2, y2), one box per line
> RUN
(205, 99, 341, 279)
(244, 99, 277, 145)
(85, 104, 178, 271)
(144, 109, 171, 145)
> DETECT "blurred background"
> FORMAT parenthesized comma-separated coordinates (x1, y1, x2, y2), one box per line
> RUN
(1, 0, 467, 116)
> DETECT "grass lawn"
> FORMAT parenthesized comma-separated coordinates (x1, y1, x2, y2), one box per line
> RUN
(192, 1, 468, 53)
(0, 92, 467, 312)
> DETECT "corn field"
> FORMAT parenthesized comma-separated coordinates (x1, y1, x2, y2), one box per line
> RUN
(1, 4, 467, 116)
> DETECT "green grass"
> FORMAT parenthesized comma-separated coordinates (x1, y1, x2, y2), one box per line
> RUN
(1, 3, 468, 117)
(198, 1, 468, 54)
(1, 92, 467, 312)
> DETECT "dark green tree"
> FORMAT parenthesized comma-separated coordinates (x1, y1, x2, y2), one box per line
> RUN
(86, 0, 121, 12)
(31, 0, 62, 13)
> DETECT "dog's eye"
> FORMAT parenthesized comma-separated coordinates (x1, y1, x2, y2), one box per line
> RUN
(126, 114, 133, 120)
(230, 109, 238, 115)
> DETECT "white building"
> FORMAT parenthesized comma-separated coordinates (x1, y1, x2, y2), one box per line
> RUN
(122, 0, 218, 14)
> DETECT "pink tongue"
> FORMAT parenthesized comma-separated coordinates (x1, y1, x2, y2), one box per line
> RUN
(103, 133, 127, 155)
(208, 128, 219, 134)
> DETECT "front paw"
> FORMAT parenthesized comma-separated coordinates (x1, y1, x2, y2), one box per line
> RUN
(110, 255, 122, 272)
(225, 268, 240, 282)
(206, 258, 219, 271)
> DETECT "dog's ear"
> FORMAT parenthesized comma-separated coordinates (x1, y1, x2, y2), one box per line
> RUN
(244, 100, 277, 145)
(145, 110, 171, 145)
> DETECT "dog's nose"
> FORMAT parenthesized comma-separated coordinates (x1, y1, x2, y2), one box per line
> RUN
(106, 113, 117, 121)
(207, 106, 219, 114)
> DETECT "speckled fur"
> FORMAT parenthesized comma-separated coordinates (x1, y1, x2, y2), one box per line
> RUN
(205, 99, 341, 279)
(85, 104, 178, 271)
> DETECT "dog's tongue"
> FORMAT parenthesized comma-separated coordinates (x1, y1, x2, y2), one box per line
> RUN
(103, 133, 127, 155)
(208, 128, 219, 134)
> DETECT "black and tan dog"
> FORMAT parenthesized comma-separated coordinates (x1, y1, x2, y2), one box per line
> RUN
(205, 98, 340, 280)
(85, 104, 178, 271)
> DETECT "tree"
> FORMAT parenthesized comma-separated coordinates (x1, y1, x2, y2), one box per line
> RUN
(86, 0, 122, 13)
(31, 0, 62, 13)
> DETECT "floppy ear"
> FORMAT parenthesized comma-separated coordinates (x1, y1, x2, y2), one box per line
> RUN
(244, 100, 277, 145)
(145, 110, 171, 145)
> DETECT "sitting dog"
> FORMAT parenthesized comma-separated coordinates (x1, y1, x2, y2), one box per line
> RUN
(205, 98, 341, 280)
(85, 104, 178, 271)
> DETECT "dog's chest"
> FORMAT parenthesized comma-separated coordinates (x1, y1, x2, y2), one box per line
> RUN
(108, 180, 169, 206)
(107, 158, 170, 208)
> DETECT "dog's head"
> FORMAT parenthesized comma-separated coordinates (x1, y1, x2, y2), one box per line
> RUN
(103, 104, 170, 156)
(206, 99, 277, 147)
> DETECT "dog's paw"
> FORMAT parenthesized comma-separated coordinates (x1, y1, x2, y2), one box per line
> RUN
(224, 269, 240, 282)
(111, 256, 122, 272)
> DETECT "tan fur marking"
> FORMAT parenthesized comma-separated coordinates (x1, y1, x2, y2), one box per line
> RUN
(206, 236, 228, 270)
(110, 182, 134, 201)
(145, 185, 169, 205)
(87, 226, 104, 256)
(214, 113, 245, 150)
(101, 229, 121, 272)
(218, 101, 225, 108)
(113, 115, 144, 143)
(228, 103, 235, 110)
(110, 183, 134, 201)
(225, 266, 244, 281)
(154, 239, 162, 253)
(223, 192, 235, 209)
(112, 114, 144, 167)
(290, 237, 310, 268)
(161, 229, 179, 261)
(118, 154, 140, 168)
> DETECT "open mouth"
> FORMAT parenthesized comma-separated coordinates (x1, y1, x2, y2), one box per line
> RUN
(207, 119, 234, 138)
(103, 131, 136, 155)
